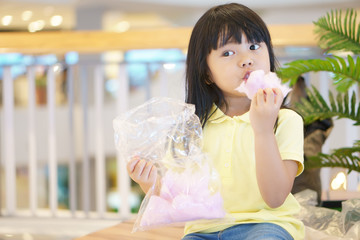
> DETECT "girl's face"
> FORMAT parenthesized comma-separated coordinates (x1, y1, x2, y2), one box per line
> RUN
(206, 33, 271, 98)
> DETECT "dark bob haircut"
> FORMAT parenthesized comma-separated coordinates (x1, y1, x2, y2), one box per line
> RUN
(185, 3, 277, 126)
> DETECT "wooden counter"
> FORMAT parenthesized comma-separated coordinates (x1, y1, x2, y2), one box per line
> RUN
(74, 220, 184, 240)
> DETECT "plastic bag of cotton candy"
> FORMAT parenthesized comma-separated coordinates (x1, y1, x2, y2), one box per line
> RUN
(113, 97, 226, 232)
(235, 70, 291, 99)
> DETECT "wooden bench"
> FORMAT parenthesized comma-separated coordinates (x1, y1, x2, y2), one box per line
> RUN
(75, 220, 184, 240)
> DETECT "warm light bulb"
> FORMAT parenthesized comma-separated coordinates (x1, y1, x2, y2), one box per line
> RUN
(22, 11, 33, 21)
(28, 20, 45, 32)
(53, 64, 63, 73)
(2, 15, 13, 26)
(50, 15, 63, 27)
(331, 172, 347, 190)
(116, 21, 130, 32)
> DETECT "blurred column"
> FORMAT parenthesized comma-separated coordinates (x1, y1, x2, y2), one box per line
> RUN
(76, 6, 105, 30)
(75, 5, 107, 103)
(75, 6, 107, 213)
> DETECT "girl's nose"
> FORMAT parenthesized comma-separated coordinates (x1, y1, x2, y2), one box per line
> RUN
(239, 58, 253, 67)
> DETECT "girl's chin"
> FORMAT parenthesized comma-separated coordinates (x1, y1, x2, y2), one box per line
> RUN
(234, 93, 249, 99)
(224, 93, 247, 99)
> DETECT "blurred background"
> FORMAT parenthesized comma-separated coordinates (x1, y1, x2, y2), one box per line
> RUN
(0, 0, 359, 30)
(0, 0, 360, 239)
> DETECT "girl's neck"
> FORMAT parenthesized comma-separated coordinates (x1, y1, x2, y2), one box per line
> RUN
(220, 96, 251, 117)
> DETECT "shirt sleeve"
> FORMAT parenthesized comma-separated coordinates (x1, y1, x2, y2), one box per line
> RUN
(276, 109, 304, 176)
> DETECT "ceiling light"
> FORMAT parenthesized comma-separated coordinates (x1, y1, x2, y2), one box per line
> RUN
(53, 63, 63, 73)
(331, 172, 347, 190)
(116, 21, 130, 32)
(22, 11, 33, 21)
(2, 15, 13, 26)
(163, 63, 176, 70)
(50, 15, 63, 27)
(28, 20, 45, 32)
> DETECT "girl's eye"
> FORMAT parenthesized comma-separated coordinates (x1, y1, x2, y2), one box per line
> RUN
(250, 44, 260, 50)
(223, 51, 235, 57)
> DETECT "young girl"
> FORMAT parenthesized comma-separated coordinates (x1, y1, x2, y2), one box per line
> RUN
(127, 3, 305, 240)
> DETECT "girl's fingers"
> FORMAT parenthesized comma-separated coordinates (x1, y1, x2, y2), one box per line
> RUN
(142, 161, 154, 179)
(125, 157, 157, 194)
(126, 157, 140, 173)
(273, 88, 283, 106)
(264, 88, 274, 104)
(132, 159, 147, 177)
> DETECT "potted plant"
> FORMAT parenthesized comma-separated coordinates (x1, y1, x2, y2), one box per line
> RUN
(277, 8, 360, 173)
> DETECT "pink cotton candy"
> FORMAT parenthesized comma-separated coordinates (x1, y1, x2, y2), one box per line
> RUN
(171, 192, 225, 222)
(158, 164, 211, 200)
(235, 70, 291, 100)
(139, 164, 226, 228)
(139, 196, 174, 227)
(139, 191, 225, 227)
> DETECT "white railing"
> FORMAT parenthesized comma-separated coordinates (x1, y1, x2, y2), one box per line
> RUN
(0, 59, 186, 220)
(3, 66, 16, 216)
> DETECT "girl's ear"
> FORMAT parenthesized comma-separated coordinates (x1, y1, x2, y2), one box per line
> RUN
(205, 79, 213, 85)
(205, 73, 213, 85)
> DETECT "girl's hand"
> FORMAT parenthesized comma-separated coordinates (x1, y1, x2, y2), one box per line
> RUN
(249, 88, 283, 134)
(126, 156, 157, 194)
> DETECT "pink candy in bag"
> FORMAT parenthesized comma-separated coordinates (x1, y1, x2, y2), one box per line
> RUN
(113, 97, 226, 232)
(235, 70, 291, 99)
(139, 160, 225, 228)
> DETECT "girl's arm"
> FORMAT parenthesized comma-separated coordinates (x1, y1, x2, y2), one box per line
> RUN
(249, 88, 299, 208)
(126, 157, 157, 194)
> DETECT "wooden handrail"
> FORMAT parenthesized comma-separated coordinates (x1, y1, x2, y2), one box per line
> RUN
(0, 24, 316, 54)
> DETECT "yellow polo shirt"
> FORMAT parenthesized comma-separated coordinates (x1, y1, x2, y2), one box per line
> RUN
(184, 105, 305, 240)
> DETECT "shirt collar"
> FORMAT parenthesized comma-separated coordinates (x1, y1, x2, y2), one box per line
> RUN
(208, 104, 250, 124)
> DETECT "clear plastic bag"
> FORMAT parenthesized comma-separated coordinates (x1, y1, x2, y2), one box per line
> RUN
(113, 97, 226, 232)
(341, 199, 360, 236)
(294, 189, 360, 240)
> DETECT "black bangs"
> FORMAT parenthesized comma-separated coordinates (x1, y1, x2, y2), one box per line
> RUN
(208, 4, 271, 51)
(214, 23, 266, 50)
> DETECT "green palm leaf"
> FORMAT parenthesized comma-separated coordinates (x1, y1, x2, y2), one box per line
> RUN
(294, 86, 360, 125)
(277, 55, 360, 92)
(314, 9, 360, 54)
(280, 8, 360, 173)
(306, 145, 360, 173)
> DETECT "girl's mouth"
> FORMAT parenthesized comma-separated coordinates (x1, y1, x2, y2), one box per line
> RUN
(243, 71, 251, 82)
